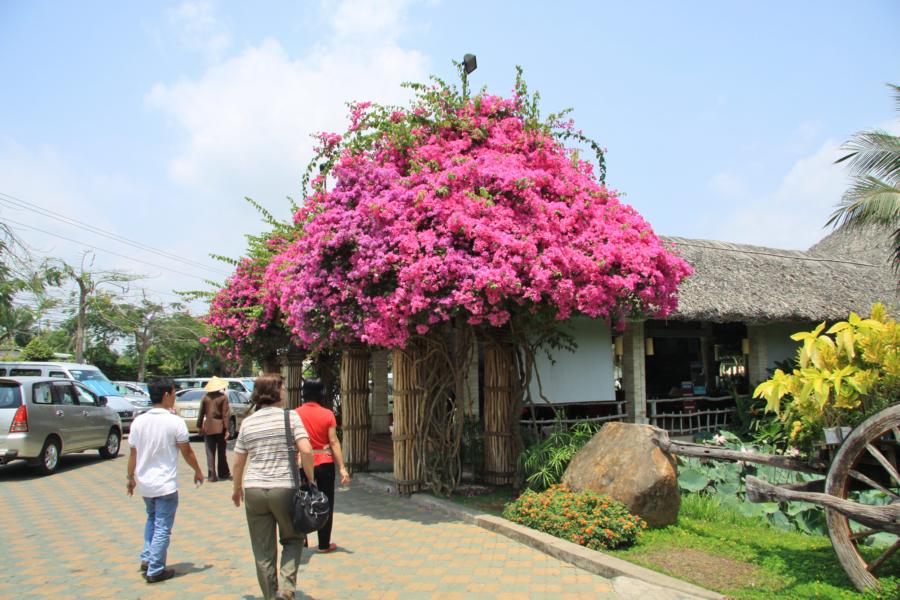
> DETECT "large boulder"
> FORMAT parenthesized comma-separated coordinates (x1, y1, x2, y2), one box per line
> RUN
(561, 422, 679, 527)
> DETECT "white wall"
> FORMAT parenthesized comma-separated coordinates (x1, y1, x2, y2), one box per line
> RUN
(527, 317, 616, 404)
(764, 322, 805, 369)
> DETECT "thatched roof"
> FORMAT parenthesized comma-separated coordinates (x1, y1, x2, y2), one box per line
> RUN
(664, 225, 898, 324)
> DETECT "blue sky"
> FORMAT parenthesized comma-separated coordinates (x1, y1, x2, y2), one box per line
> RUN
(1, 0, 898, 317)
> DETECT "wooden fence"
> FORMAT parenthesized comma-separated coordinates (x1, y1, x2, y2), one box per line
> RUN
(648, 395, 746, 435)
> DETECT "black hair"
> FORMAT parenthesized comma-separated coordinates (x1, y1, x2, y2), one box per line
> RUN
(148, 377, 175, 405)
(301, 380, 325, 405)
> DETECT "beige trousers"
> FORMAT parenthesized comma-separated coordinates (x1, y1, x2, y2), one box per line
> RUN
(244, 487, 305, 600)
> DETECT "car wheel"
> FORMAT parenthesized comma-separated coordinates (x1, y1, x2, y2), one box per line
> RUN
(35, 438, 61, 475)
(228, 417, 237, 439)
(99, 428, 121, 459)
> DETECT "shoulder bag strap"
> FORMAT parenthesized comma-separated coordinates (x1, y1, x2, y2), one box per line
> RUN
(283, 409, 301, 490)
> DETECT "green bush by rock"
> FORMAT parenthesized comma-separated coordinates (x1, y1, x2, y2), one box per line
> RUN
(502, 484, 646, 550)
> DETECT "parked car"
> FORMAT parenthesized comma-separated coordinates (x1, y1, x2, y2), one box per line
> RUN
(0, 361, 150, 416)
(114, 381, 149, 396)
(173, 377, 254, 394)
(0, 376, 122, 475)
(174, 388, 252, 438)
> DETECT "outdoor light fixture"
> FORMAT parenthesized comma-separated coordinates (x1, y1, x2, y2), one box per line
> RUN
(741, 338, 750, 355)
(645, 338, 655, 356)
(463, 53, 477, 74)
(614, 336, 624, 357)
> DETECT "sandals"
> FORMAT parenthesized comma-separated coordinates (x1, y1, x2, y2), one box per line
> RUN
(318, 543, 338, 553)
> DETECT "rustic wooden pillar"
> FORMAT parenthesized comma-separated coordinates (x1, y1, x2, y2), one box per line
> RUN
(483, 340, 516, 485)
(371, 349, 391, 435)
(282, 349, 305, 410)
(392, 345, 422, 494)
(340, 346, 371, 472)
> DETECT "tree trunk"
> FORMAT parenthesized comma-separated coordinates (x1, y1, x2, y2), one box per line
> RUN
(74, 281, 88, 363)
(393, 344, 423, 494)
(340, 346, 370, 473)
(261, 353, 281, 376)
(483, 340, 517, 485)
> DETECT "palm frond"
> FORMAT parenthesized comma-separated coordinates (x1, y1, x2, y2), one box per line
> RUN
(835, 131, 900, 185)
(826, 175, 900, 229)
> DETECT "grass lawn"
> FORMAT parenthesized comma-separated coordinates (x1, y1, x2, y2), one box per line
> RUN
(606, 495, 900, 600)
(447, 487, 898, 599)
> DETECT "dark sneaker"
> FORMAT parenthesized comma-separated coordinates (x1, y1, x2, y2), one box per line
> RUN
(144, 568, 175, 583)
(139, 562, 148, 573)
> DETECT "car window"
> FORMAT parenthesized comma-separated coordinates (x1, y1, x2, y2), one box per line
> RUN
(228, 381, 243, 390)
(74, 385, 97, 406)
(0, 383, 22, 408)
(32, 383, 53, 405)
(11, 368, 42, 376)
(0, 368, 6, 375)
(49, 371, 67, 379)
(54, 383, 77, 405)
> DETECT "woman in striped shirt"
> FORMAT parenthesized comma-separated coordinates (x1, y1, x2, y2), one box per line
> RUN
(231, 375, 315, 600)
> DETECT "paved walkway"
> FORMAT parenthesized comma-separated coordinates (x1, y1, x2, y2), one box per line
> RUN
(0, 441, 677, 599)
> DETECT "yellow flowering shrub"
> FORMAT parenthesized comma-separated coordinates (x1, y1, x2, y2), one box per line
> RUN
(753, 304, 899, 447)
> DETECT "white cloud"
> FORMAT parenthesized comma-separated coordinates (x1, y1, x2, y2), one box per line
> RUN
(167, 1, 231, 60)
(710, 139, 847, 250)
(709, 118, 899, 250)
(148, 0, 430, 216)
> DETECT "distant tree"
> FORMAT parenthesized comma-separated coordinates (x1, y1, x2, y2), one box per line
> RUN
(828, 84, 900, 271)
(56, 252, 138, 363)
(21, 336, 55, 361)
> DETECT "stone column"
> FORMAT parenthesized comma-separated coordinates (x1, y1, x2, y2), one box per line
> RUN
(370, 349, 390, 435)
(622, 320, 648, 424)
(746, 324, 768, 387)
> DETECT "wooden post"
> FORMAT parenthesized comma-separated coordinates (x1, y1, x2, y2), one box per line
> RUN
(392, 345, 422, 494)
(340, 346, 371, 473)
(282, 349, 305, 409)
(483, 340, 516, 485)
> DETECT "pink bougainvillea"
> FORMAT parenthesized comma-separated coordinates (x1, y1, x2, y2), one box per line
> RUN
(204, 234, 294, 362)
(263, 82, 692, 350)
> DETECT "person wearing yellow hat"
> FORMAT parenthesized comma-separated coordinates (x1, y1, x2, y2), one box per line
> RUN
(197, 377, 232, 482)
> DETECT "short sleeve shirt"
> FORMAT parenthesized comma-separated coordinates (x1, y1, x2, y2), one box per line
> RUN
(128, 408, 190, 498)
(296, 402, 337, 466)
(235, 407, 308, 489)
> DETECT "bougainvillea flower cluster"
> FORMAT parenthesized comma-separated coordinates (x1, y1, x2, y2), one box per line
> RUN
(258, 80, 691, 351)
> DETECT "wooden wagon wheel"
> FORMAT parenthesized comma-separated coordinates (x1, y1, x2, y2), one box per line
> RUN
(825, 403, 900, 591)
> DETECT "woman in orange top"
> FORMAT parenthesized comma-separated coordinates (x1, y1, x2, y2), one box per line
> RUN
(295, 380, 351, 553)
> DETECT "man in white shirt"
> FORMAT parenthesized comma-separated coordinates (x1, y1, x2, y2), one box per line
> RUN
(127, 377, 204, 583)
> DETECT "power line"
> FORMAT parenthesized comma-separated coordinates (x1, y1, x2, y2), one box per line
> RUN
(0, 191, 230, 276)
(3, 217, 213, 282)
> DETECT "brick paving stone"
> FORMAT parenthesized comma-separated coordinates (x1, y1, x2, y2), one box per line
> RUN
(0, 440, 693, 599)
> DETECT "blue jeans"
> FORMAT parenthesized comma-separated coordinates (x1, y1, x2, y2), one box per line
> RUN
(141, 492, 179, 577)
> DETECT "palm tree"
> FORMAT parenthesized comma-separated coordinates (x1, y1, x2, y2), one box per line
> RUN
(827, 84, 900, 271)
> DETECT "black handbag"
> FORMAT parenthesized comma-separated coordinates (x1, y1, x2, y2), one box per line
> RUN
(283, 409, 330, 534)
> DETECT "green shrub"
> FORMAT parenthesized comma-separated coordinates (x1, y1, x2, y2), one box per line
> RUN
(502, 484, 646, 550)
(21, 336, 55, 361)
(519, 420, 602, 490)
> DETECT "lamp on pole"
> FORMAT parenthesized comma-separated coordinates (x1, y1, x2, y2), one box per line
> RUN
(462, 53, 477, 99)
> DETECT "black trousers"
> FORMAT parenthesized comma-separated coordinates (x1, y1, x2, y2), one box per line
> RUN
(204, 433, 231, 479)
(304, 462, 335, 549)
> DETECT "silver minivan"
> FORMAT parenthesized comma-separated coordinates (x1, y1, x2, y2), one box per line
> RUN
(0, 361, 147, 432)
(0, 377, 123, 474)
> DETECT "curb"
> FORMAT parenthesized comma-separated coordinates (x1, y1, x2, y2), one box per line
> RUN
(353, 474, 723, 600)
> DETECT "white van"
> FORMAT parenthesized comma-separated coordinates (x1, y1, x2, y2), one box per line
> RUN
(0, 362, 147, 432)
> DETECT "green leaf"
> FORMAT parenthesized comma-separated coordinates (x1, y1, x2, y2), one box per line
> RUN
(678, 469, 710, 492)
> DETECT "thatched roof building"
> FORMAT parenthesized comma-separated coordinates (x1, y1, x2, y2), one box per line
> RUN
(664, 224, 898, 324)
